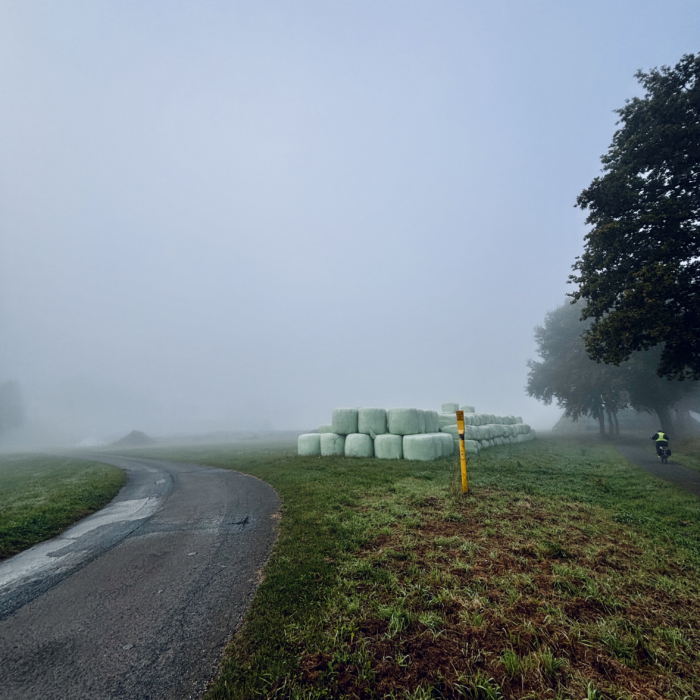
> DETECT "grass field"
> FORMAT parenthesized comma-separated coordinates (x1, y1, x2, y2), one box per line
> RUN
(110, 436, 700, 699)
(0, 454, 126, 561)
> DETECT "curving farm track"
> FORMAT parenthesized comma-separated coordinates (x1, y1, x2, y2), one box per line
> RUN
(0, 454, 280, 700)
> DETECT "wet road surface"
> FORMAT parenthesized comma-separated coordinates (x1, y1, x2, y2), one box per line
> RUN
(616, 440, 700, 498)
(0, 454, 280, 700)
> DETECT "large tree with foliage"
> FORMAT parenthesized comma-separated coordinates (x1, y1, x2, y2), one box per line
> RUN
(570, 53, 700, 380)
(527, 303, 697, 434)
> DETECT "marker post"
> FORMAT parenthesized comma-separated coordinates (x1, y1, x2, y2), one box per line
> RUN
(456, 410, 469, 494)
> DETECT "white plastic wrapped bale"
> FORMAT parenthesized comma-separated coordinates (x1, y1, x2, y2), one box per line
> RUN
(345, 433, 374, 458)
(332, 408, 359, 435)
(425, 410, 440, 433)
(318, 424, 334, 433)
(358, 408, 387, 438)
(298, 433, 322, 456)
(441, 424, 458, 439)
(464, 425, 482, 440)
(438, 412, 457, 428)
(403, 434, 442, 461)
(464, 439, 480, 455)
(460, 406, 476, 413)
(515, 416, 523, 424)
(374, 434, 403, 460)
(437, 432, 454, 456)
(442, 402, 460, 413)
(418, 410, 427, 434)
(387, 408, 424, 435)
(320, 433, 345, 456)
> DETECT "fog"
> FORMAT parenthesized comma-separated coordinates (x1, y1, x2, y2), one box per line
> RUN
(1, 2, 698, 445)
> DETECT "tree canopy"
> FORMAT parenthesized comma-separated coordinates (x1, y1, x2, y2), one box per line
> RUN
(527, 302, 697, 434)
(570, 53, 700, 380)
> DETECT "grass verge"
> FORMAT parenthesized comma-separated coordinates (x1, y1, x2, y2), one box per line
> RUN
(114, 436, 700, 699)
(0, 453, 126, 560)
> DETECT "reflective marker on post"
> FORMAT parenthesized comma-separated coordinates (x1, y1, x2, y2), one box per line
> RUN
(456, 410, 469, 494)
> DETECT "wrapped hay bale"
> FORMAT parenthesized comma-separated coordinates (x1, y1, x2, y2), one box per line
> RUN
(442, 403, 460, 413)
(375, 434, 403, 460)
(403, 434, 441, 461)
(358, 408, 387, 438)
(298, 433, 322, 456)
(332, 408, 359, 435)
(318, 424, 334, 433)
(437, 433, 454, 456)
(418, 410, 427, 434)
(320, 433, 345, 456)
(425, 410, 440, 433)
(460, 406, 476, 413)
(441, 425, 458, 439)
(464, 425, 481, 440)
(388, 408, 424, 435)
(345, 433, 374, 458)
(464, 439, 480, 455)
(515, 416, 523, 424)
(438, 412, 457, 428)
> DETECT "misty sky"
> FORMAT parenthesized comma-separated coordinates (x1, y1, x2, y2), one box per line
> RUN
(1, 1, 699, 440)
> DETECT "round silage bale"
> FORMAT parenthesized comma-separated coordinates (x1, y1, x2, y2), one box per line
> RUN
(345, 433, 374, 458)
(441, 424, 458, 439)
(464, 439, 480, 455)
(332, 408, 359, 435)
(442, 402, 460, 413)
(438, 412, 457, 428)
(387, 408, 423, 435)
(374, 434, 403, 459)
(320, 433, 346, 456)
(460, 406, 476, 413)
(425, 411, 440, 433)
(438, 433, 454, 456)
(358, 408, 387, 437)
(298, 433, 322, 456)
(403, 434, 440, 461)
(318, 424, 334, 433)
(515, 416, 523, 424)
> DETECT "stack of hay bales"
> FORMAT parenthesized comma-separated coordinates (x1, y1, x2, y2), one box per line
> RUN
(298, 403, 535, 461)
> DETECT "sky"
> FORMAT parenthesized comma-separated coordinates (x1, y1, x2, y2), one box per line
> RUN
(1, 1, 699, 442)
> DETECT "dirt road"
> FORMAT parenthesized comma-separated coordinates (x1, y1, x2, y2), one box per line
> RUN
(0, 454, 280, 700)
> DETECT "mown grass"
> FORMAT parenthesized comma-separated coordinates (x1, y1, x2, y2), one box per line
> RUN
(0, 454, 126, 560)
(113, 435, 700, 699)
(673, 437, 700, 474)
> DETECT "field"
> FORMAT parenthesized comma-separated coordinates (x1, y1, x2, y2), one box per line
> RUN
(0, 454, 126, 561)
(114, 434, 700, 700)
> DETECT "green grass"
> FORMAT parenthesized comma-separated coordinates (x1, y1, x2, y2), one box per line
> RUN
(112, 435, 700, 699)
(0, 453, 127, 560)
(673, 437, 700, 474)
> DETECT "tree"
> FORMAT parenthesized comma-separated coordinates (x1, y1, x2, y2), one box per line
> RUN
(527, 303, 697, 434)
(527, 303, 627, 434)
(570, 53, 700, 380)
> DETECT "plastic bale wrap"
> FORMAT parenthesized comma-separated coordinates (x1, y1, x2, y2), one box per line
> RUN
(358, 408, 387, 438)
(515, 416, 523, 424)
(437, 433, 454, 456)
(298, 433, 322, 456)
(318, 424, 334, 434)
(374, 434, 403, 460)
(388, 408, 423, 435)
(345, 433, 374, 458)
(320, 433, 345, 456)
(442, 402, 460, 413)
(464, 425, 481, 440)
(438, 412, 457, 428)
(464, 439, 480, 455)
(332, 408, 359, 435)
(441, 425, 459, 439)
(403, 434, 441, 461)
(479, 440, 490, 450)
(425, 411, 440, 433)
(418, 410, 427, 434)
(460, 406, 476, 413)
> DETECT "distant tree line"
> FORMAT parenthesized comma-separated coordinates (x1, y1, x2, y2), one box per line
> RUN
(527, 303, 699, 435)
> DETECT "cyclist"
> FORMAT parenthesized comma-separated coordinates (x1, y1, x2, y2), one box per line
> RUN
(650, 429, 671, 460)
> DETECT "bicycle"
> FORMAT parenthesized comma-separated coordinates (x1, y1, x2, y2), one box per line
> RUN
(657, 445, 671, 464)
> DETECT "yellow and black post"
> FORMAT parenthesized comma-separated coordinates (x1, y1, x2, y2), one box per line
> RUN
(456, 410, 469, 494)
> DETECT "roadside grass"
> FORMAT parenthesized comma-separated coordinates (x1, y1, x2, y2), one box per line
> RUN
(673, 437, 700, 474)
(0, 454, 126, 560)
(114, 436, 700, 699)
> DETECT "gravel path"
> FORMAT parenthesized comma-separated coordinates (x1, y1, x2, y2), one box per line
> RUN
(616, 439, 700, 498)
(0, 454, 280, 700)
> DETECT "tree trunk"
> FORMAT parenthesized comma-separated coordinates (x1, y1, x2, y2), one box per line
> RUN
(613, 411, 620, 435)
(597, 412, 606, 434)
(606, 409, 614, 435)
(653, 404, 675, 435)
